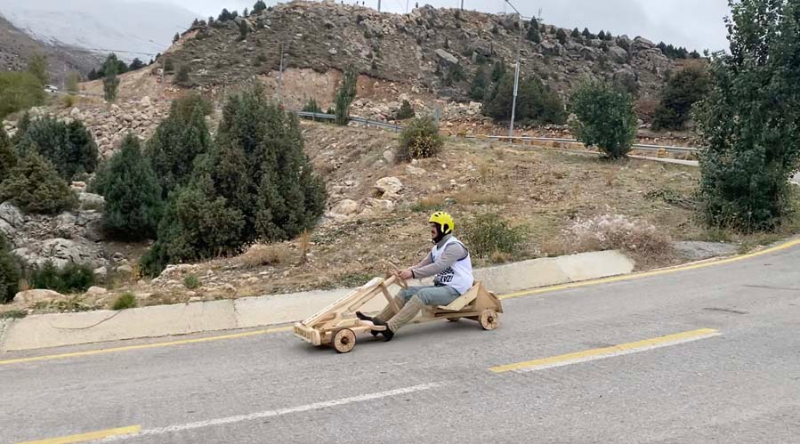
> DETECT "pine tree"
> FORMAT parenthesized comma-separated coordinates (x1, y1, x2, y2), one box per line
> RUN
(571, 28, 581, 38)
(0, 233, 20, 303)
(582, 28, 592, 39)
(569, 79, 637, 159)
(0, 152, 77, 214)
(175, 65, 192, 87)
(173, 32, 180, 43)
(103, 56, 120, 103)
(598, 30, 606, 40)
(145, 94, 213, 197)
(238, 20, 250, 41)
(490, 61, 506, 82)
(243, 7, 249, 17)
(527, 23, 540, 43)
(142, 86, 327, 275)
(15, 116, 98, 181)
(469, 66, 488, 101)
(335, 67, 357, 125)
(0, 126, 16, 184)
(218, 8, 232, 21)
(129, 58, 145, 71)
(100, 134, 163, 240)
(253, 0, 267, 14)
(556, 28, 568, 44)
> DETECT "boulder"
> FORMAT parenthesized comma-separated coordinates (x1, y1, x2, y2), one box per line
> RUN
(0, 202, 23, 229)
(94, 266, 108, 279)
(435, 49, 459, 66)
(608, 46, 629, 64)
(498, 13, 520, 31)
(117, 265, 134, 275)
(330, 199, 359, 216)
(539, 41, 564, 56)
(86, 286, 108, 296)
(14, 238, 107, 269)
(633, 36, 655, 51)
(383, 149, 395, 164)
(14, 289, 64, 305)
(359, 198, 395, 217)
(374, 177, 403, 198)
(468, 39, 493, 57)
(140, 96, 152, 107)
(70, 107, 81, 117)
(78, 193, 106, 211)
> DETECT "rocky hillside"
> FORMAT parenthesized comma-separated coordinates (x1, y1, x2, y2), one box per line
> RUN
(166, 1, 675, 104)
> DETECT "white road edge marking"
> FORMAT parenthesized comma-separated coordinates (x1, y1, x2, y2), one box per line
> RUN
(100, 382, 445, 441)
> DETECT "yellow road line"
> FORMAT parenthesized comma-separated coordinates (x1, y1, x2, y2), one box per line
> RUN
(0, 327, 292, 366)
(1, 239, 796, 367)
(499, 239, 800, 300)
(489, 328, 720, 373)
(17, 425, 141, 444)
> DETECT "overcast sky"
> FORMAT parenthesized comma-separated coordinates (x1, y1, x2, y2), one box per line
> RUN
(163, 0, 731, 52)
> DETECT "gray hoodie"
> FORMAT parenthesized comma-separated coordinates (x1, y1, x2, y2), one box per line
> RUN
(410, 234, 469, 280)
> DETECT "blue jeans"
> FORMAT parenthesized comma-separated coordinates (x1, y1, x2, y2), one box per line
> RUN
(398, 285, 460, 306)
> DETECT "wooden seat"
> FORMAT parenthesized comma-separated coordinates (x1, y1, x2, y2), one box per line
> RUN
(436, 282, 483, 312)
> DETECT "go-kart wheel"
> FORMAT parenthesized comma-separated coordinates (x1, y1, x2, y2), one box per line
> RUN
(479, 309, 499, 331)
(447, 317, 461, 322)
(332, 328, 357, 353)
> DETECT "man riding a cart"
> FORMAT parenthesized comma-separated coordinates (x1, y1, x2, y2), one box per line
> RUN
(358, 211, 473, 341)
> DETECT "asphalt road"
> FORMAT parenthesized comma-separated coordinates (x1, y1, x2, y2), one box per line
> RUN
(2, 243, 799, 444)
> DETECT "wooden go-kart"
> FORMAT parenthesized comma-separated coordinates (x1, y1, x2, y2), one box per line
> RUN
(293, 265, 503, 353)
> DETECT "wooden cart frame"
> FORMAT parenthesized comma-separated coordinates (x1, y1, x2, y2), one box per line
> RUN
(293, 274, 503, 353)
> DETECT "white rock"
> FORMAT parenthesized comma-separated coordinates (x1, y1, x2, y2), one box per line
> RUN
(86, 286, 108, 296)
(93, 266, 108, 278)
(140, 96, 152, 107)
(405, 165, 426, 176)
(117, 265, 134, 274)
(70, 107, 81, 117)
(14, 289, 64, 305)
(331, 199, 359, 216)
(383, 149, 395, 164)
(374, 177, 403, 198)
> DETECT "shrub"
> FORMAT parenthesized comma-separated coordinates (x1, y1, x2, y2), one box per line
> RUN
(164, 58, 175, 73)
(561, 214, 671, 256)
(175, 65, 192, 87)
(483, 73, 566, 125)
(29, 261, 95, 294)
(62, 95, 77, 109)
(335, 67, 357, 125)
(16, 116, 98, 180)
(462, 213, 526, 259)
(302, 98, 322, 114)
(695, 0, 800, 231)
(490, 61, 506, 82)
(0, 72, 46, 119)
(469, 67, 488, 101)
(112, 293, 137, 310)
(99, 134, 163, 240)
(556, 28, 568, 44)
(527, 23, 541, 43)
(0, 127, 16, 184)
(66, 71, 80, 93)
(143, 86, 327, 275)
(652, 65, 710, 131)
(145, 94, 213, 197)
(0, 235, 20, 303)
(395, 100, 415, 120)
(240, 243, 287, 268)
(183, 274, 201, 289)
(0, 153, 78, 214)
(253, 0, 267, 14)
(569, 79, 637, 159)
(396, 115, 444, 163)
(443, 64, 465, 86)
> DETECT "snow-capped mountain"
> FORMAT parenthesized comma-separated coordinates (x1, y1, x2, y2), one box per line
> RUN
(0, 0, 200, 62)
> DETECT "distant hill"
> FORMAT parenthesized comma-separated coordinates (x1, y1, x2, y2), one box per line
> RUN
(0, 0, 200, 64)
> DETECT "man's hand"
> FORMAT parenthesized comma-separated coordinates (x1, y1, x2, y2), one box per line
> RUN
(398, 269, 414, 280)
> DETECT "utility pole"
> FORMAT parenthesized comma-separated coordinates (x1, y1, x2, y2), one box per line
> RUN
(461, 0, 464, 10)
(505, 0, 523, 138)
(378, 0, 381, 12)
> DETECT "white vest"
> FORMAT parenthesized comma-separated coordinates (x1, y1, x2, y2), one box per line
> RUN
(431, 236, 473, 295)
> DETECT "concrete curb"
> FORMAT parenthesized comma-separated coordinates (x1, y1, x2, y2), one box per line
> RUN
(0, 250, 634, 352)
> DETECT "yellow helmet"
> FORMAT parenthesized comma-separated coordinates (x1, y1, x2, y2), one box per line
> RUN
(429, 211, 455, 234)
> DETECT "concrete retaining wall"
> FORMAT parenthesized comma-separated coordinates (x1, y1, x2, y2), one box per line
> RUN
(0, 250, 634, 352)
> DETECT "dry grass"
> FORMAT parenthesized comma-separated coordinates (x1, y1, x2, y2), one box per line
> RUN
(239, 243, 290, 269)
(298, 230, 312, 265)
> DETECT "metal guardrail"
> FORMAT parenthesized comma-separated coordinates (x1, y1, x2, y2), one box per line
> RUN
(293, 110, 702, 155)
